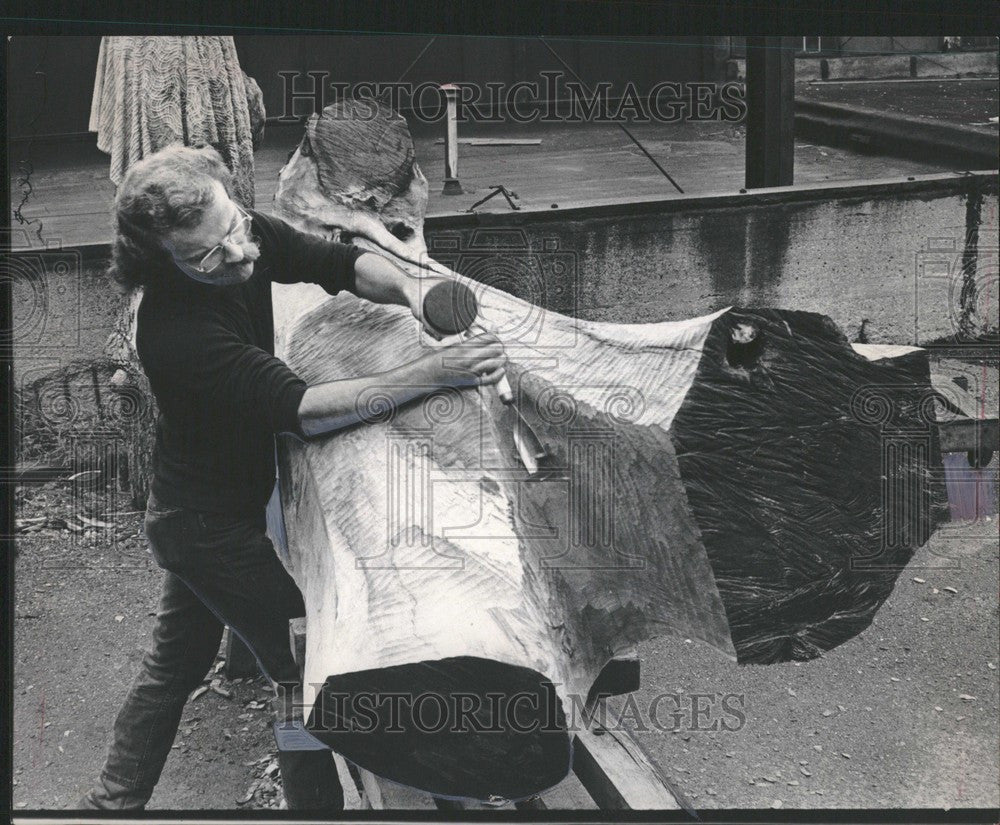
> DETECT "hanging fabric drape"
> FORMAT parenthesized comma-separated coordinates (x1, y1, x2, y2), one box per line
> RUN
(89, 36, 258, 207)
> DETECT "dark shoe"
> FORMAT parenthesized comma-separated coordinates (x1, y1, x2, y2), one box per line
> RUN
(76, 775, 149, 810)
(76, 791, 102, 810)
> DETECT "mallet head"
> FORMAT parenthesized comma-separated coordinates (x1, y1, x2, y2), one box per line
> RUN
(422, 279, 515, 405)
(422, 279, 479, 337)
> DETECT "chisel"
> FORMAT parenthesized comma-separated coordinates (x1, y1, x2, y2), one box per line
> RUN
(422, 279, 550, 476)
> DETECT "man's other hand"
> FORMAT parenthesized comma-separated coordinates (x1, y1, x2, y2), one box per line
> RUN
(412, 332, 507, 388)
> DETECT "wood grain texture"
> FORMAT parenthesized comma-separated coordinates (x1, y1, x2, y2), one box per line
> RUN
(573, 724, 682, 810)
(268, 101, 949, 801)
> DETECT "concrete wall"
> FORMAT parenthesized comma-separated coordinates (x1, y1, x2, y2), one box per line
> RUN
(236, 34, 715, 123)
(422, 174, 999, 347)
(727, 37, 945, 58)
(821, 54, 913, 80)
(11, 243, 122, 375)
(7, 35, 715, 139)
(837, 37, 942, 55)
(911, 50, 999, 78)
(10, 173, 998, 434)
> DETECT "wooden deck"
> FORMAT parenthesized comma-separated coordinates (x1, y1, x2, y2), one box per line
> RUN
(8, 119, 950, 251)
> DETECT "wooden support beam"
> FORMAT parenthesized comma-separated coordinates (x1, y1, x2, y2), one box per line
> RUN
(289, 616, 307, 668)
(440, 84, 463, 195)
(572, 724, 683, 810)
(342, 758, 441, 810)
(433, 138, 543, 146)
(331, 753, 365, 809)
(745, 36, 795, 188)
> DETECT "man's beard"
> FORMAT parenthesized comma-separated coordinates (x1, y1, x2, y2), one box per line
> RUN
(211, 260, 255, 286)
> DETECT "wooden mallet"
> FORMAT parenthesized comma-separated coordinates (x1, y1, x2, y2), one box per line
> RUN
(422, 280, 549, 475)
(421, 278, 511, 399)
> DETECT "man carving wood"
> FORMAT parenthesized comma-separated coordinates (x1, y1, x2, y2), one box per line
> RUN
(78, 144, 506, 811)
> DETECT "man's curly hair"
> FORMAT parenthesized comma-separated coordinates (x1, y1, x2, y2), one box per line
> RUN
(109, 144, 236, 290)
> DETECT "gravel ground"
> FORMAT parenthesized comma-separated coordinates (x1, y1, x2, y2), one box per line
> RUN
(12, 484, 285, 811)
(622, 516, 999, 810)
(12, 461, 1000, 812)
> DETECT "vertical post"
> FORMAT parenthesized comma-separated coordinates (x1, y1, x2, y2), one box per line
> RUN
(514, 38, 528, 82)
(1, 39, 14, 695)
(745, 36, 795, 189)
(440, 84, 463, 195)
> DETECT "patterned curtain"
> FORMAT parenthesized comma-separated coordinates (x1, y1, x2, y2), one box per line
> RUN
(89, 36, 260, 207)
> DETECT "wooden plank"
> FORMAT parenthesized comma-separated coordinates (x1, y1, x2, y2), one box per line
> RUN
(356, 768, 385, 809)
(288, 617, 307, 668)
(335, 761, 595, 810)
(376, 779, 439, 809)
(534, 769, 599, 809)
(434, 138, 543, 145)
(331, 754, 365, 810)
(572, 724, 683, 810)
(353, 767, 439, 809)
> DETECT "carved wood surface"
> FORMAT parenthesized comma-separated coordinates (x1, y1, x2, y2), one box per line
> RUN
(268, 101, 949, 800)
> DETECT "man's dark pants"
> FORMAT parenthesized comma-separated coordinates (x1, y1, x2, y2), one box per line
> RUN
(80, 492, 343, 810)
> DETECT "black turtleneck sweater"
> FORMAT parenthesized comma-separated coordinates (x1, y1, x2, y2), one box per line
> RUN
(136, 209, 364, 514)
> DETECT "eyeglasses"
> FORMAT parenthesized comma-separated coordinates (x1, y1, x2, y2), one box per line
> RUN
(187, 206, 254, 274)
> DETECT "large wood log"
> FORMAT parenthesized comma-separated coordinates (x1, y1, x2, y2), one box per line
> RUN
(269, 101, 949, 801)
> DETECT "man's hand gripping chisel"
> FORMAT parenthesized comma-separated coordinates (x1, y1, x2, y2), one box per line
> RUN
(422, 279, 551, 478)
